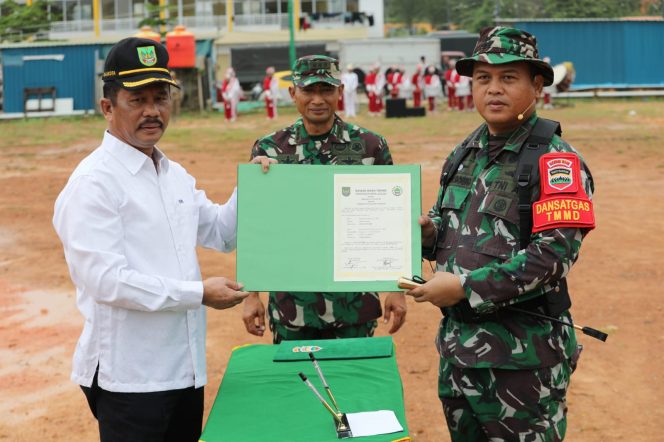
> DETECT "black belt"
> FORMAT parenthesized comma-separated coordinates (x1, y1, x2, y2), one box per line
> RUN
(442, 295, 548, 324)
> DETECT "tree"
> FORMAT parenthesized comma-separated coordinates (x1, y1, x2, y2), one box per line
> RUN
(387, 0, 651, 34)
(138, 3, 177, 36)
(386, 0, 419, 34)
(0, 0, 55, 42)
(421, 0, 452, 30)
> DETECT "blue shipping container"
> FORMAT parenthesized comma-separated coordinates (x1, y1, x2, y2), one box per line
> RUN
(1, 44, 99, 113)
(509, 20, 664, 89)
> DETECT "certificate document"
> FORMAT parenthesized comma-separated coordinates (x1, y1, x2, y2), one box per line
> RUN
(333, 173, 412, 281)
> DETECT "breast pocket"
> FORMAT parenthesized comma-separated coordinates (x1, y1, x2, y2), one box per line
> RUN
(473, 192, 520, 260)
(175, 201, 200, 246)
(436, 185, 471, 252)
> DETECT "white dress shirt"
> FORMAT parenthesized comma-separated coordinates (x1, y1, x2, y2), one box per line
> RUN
(53, 131, 237, 393)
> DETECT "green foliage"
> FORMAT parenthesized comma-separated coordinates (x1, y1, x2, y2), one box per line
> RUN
(386, 0, 419, 34)
(137, 3, 177, 36)
(386, 0, 653, 33)
(0, 0, 55, 42)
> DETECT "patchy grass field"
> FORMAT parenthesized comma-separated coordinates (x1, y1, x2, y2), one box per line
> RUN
(0, 99, 662, 441)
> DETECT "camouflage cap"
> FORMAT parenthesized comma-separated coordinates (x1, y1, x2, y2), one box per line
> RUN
(291, 55, 341, 87)
(456, 27, 554, 86)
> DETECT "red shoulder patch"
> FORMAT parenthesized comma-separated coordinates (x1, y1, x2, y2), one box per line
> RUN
(532, 153, 595, 232)
(541, 153, 579, 195)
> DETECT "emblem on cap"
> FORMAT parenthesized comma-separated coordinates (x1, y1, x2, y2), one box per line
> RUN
(137, 46, 157, 67)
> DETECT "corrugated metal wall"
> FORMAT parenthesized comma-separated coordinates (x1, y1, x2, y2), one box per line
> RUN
(2, 44, 99, 113)
(512, 20, 664, 89)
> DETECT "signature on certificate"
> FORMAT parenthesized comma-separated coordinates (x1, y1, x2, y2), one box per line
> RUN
(344, 257, 361, 269)
(380, 257, 395, 267)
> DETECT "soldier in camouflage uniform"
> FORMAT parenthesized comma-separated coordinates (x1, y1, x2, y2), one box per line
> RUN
(405, 27, 595, 441)
(242, 55, 407, 344)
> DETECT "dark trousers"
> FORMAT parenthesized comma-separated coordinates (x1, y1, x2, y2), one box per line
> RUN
(81, 372, 204, 442)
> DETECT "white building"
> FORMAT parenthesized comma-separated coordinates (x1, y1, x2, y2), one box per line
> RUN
(1, 0, 384, 41)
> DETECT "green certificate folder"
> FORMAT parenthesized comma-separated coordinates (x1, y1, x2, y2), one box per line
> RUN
(237, 164, 421, 292)
(200, 338, 410, 442)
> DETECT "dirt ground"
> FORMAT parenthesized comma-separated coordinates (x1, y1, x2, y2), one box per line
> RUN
(0, 100, 663, 441)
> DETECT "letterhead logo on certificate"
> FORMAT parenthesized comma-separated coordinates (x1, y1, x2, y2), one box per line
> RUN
(333, 173, 412, 282)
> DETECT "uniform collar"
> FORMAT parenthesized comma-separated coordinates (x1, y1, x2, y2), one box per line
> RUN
(502, 113, 538, 154)
(102, 130, 169, 175)
(290, 114, 349, 145)
(466, 113, 539, 153)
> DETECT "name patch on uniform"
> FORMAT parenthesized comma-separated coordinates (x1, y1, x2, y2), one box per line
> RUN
(532, 153, 595, 232)
(533, 197, 594, 231)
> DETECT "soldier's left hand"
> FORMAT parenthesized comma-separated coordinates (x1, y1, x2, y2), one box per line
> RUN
(405, 272, 466, 308)
(251, 156, 278, 173)
(383, 292, 407, 334)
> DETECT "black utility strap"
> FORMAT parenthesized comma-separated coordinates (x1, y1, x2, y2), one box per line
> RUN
(440, 124, 484, 187)
(515, 118, 561, 249)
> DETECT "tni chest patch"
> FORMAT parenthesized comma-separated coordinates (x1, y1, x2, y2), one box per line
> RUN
(331, 141, 365, 165)
(276, 154, 299, 164)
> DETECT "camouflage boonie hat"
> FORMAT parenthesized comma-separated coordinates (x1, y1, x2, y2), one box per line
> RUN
(291, 55, 341, 87)
(456, 27, 554, 86)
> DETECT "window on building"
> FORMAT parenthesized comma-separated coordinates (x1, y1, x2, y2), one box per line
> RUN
(301, 0, 312, 13)
(235, 0, 262, 15)
(101, 0, 114, 19)
(47, 1, 64, 21)
(347, 0, 358, 12)
(212, 0, 227, 16)
(314, 0, 327, 13)
(181, 0, 195, 16)
(265, 1, 279, 14)
(132, 0, 144, 16)
(115, 0, 132, 18)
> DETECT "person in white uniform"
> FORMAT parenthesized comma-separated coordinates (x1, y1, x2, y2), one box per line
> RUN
(341, 64, 359, 118)
(53, 37, 272, 442)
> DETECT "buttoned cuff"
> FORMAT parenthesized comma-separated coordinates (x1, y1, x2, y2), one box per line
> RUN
(179, 280, 205, 309)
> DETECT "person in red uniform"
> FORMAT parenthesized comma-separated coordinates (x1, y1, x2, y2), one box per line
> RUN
(411, 64, 423, 107)
(220, 68, 241, 122)
(365, 64, 384, 116)
(263, 66, 278, 119)
(424, 66, 442, 112)
(387, 66, 402, 99)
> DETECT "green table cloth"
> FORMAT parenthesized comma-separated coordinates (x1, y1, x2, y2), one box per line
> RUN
(201, 337, 411, 442)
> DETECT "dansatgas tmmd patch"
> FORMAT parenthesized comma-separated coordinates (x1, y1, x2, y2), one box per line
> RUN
(532, 152, 595, 232)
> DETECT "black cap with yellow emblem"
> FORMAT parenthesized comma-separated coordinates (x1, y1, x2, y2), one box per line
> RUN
(102, 37, 179, 90)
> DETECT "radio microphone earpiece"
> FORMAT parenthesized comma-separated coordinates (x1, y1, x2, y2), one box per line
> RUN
(517, 99, 537, 121)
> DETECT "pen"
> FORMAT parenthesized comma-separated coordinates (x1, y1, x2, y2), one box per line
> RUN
(298, 372, 343, 424)
(308, 352, 341, 412)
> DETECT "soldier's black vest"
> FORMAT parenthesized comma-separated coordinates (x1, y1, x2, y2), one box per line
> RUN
(439, 118, 572, 322)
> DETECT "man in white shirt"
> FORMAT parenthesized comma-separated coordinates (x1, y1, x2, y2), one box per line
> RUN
(53, 37, 270, 442)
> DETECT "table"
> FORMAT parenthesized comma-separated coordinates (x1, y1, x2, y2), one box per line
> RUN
(201, 337, 411, 441)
